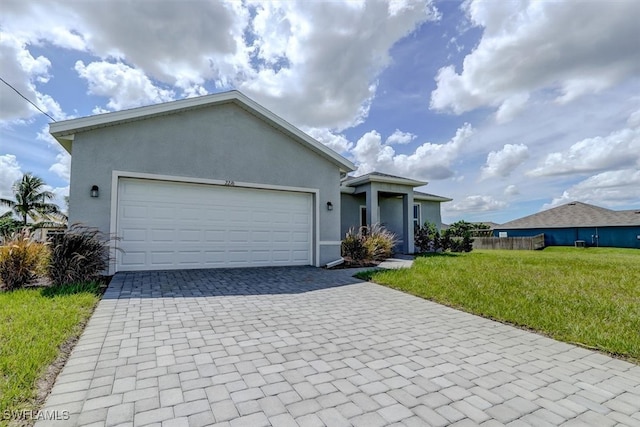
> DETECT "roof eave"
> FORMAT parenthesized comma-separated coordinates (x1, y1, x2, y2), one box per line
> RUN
(345, 175, 427, 187)
(414, 195, 453, 202)
(497, 223, 639, 229)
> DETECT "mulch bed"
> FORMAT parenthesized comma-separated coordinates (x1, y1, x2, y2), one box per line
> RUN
(325, 258, 381, 269)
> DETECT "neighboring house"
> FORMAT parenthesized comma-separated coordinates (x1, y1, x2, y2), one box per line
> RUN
(494, 201, 640, 249)
(340, 172, 451, 253)
(50, 91, 451, 273)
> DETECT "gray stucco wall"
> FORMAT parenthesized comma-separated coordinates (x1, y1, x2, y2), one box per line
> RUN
(340, 193, 365, 238)
(379, 197, 404, 244)
(68, 103, 343, 266)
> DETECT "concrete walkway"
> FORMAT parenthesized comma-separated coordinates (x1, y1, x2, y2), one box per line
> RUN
(37, 267, 639, 426)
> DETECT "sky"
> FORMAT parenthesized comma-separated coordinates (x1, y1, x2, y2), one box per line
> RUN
(1, 0, 639, 225)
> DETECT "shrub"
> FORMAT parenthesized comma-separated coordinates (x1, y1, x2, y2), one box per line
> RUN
(0, 229, 49, 291)
(364, 223, 398, 260)
(48, 225, 111, 286)
(341, 227, 368, 261)
(341, 224, 398, 263)
(414, 221, 441, 253)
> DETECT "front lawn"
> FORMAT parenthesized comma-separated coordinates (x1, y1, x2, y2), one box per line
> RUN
(0, 283, 102, 426)
(359, 247, 640, 363)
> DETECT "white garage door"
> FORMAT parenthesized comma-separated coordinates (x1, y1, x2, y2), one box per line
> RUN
(116, 178, 313, 271)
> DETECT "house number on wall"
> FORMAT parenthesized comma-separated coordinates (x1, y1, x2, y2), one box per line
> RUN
(224, 180, 235, 186)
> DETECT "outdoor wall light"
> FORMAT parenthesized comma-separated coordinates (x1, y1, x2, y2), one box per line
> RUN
(326, 201, 333, 211)
(90, 185, 99, 198)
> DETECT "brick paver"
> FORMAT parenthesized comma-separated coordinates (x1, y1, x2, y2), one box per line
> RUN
(35, 266, 640, 426)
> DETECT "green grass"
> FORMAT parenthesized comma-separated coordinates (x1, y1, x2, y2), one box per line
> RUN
(361, 247, 640, 363)
(0, 282, 102, 425)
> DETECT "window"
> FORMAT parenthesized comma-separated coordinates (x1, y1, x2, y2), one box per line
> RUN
(360, 206, 367, 228)
(413, 203, 421, 231)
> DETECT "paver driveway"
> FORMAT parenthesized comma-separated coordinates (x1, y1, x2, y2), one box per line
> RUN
(37, 267, 640, 426)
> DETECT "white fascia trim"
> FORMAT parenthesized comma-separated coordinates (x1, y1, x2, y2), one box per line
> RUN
(110, 170, 321, 272)
(414, 195, 453, 202)
(346, 175, 427, 187)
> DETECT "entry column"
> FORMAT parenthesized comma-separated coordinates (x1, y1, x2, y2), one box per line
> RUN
(402, 193, 414, 253)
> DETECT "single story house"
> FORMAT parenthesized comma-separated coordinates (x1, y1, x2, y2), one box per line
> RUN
(494, 201, 640, 248)
(50, 91, 451, 273)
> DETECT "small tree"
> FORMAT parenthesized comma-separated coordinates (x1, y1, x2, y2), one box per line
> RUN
(446, 220, 475, 252)
(0, 173, 66, 227)
(414, 220, 474, 253)
(0, 216, 22, 241)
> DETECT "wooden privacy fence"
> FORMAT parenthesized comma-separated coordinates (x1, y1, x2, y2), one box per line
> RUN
(473, 234, 545, 250)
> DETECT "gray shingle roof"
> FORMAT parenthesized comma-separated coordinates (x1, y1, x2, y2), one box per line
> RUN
(498, 201, 640, 229)
(342, 171, 413, 183)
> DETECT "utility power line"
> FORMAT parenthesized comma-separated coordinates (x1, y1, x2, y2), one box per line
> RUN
(0, 76, 57, 122)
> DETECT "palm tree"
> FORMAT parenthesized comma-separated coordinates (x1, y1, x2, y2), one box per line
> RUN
(0, 173, 64, 226)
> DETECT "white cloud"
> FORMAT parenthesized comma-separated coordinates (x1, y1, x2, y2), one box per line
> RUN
(1, 1, 88, 51)
(0, 34, 65, 122)
(49, 152, 71, 181)
(240, 0, 439, 130)
(75, 61, 175, 111)
(480, 143, 529, 180)
(447, 195, 508, 212)
(495, 93, 529, 124)
(0, 154, 23, 201)
(352, 123, 473, 180)
(2, 0, 439, 131)
(386, 129, 416, 145)
(504, 185, 519, 196)
(627, 109, 640, 129)
(303, 127, 353, 154)
(528, 125, 640, 177)
(430, 0, 640, 119)
(543, 169, 640, 210)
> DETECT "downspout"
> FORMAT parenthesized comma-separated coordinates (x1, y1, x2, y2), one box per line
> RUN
(325, 258, 345, 269)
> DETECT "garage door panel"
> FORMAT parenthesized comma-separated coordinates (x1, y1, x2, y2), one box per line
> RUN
(249, 231, 269, 242)
(272, 250, 292, 262)
(228, 230, 250, 242)
(121, 251, 146, 267)
(121, 228, 146, 242)
(117, 178, 312, 270)
(250, 250, 271, 263)
(177, 252, 201, 264)
(151, 229, 175, 241)
(150, 251, 174, 265)
(178, 229, 201, 242)
(122, 205, 147, 220)
(179, 208, 200, 221)
(204, 230, 226, 242)
(151, 206, 175, 220)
